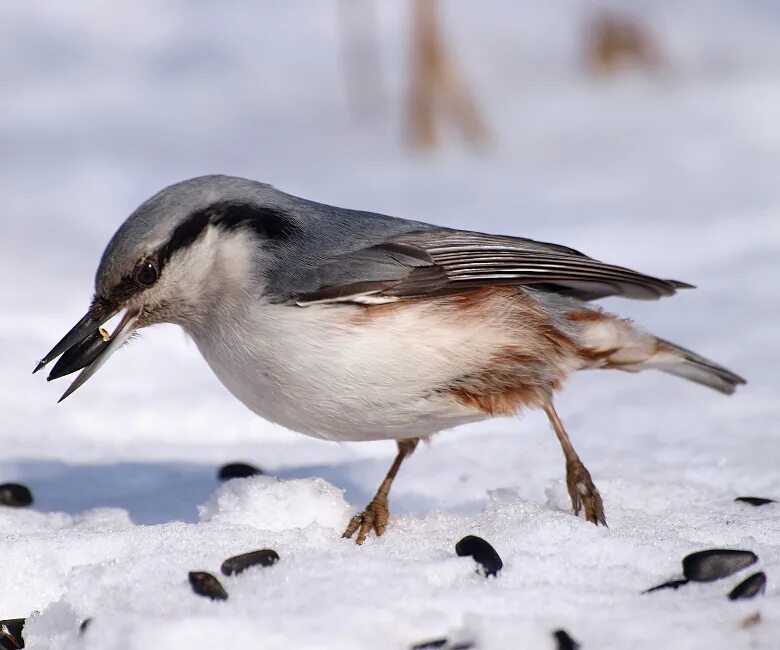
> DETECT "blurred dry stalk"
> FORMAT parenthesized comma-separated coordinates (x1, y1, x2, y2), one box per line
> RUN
(338, 0, 386, 116)
(407, 0, 489, 150)
(586, 13, 665, 76)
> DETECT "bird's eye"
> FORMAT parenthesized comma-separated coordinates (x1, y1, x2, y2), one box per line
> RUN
(135, 261, 158, 286)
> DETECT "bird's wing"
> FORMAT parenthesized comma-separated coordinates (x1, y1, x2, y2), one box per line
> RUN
(291, 228, 691, 305)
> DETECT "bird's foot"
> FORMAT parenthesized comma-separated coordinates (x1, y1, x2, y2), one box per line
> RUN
(566, 459, 606, 526)
(342, 495, 390, 545)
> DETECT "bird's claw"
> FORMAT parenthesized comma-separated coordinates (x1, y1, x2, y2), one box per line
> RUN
(342, 495, 390, 544)
(566, 459, 607, 526)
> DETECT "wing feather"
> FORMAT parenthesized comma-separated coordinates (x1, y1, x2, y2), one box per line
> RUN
(292, 228, 691, 305)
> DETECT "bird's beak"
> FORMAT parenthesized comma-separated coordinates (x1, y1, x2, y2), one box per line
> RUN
(34, 305, 142, 402)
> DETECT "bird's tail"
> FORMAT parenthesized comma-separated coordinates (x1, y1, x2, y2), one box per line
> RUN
(571, 309, 746, 395)
(644, 338, 746, 395)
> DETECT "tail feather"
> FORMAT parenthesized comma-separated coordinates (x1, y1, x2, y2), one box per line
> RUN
(568, 307, 746, 395)
(653, 338, 746, 395)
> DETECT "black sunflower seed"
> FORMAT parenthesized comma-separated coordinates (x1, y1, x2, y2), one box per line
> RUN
(682, 549, 757, 582)
(455, 535, 503, 577)
(0, 484, 33, 508)
(553, 629, 580, 650)
(221, 549, 280, 576)
(217, 463, 263, 480)
(643, 578, 689, 594)
(47, 329, 108, 380)
(79, 618, 92, 634)
(728, 572, 767, 601)
(735, 496, 776, 507)
(0, 618, 25, 650)
(188, 571, 228, 600)
(410, 639, 448, 650)
(410, 639, 474, 650)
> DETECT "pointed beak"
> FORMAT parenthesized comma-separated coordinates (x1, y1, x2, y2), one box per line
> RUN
(34, 306, 142, 402)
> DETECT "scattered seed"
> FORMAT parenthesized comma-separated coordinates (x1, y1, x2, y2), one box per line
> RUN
(79, 618, 92, 634)
(0, 484, 33, 508)
(739, 611, 762, 629)
(455, 535, 503, 577)
(682, 549, 757, 582)
(553, 629, 580, 650)
(409, 639, 474, 650)
(735, 496, 776, 507)
(0, 618, 25, 650)
(221, 549, 280, 576)
(217, 463, 263, 480)
(643, 578, 689, 594)
(410, 639, 448, 650)
(188, 571, 228, 600)
(728, 572, 766, 601)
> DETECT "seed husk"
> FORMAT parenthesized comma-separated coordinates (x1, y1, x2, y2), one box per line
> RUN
(410, 639, 448, 650)
(643, 578, 689, 594)
(410, 639, 474, 650)
(553, 629, 580, 650)
(734, 496, 776, 507)
(188, 571, 228, 600)
(728, 572, 766, 601)
(455, 535, 503, 577)
(217, 463, 263, 480)
(0, 618, 25, 650)
(0, 484, 33, 508)
(221, 549, 280, 576)
(47, 329, 107, 380)
(682, 549, 757, 582)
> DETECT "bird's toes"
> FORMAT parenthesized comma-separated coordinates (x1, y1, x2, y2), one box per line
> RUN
(341, 513, 363, 540)
(566, 481, 583, 517)
(582, 490, 607, 527)
(355, 511, 375, 545)
(342, 497, 390, 545)
(566, 460, 607, 526)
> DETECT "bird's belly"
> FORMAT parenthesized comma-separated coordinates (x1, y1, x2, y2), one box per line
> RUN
(190, 302, 493, 441)
(197, 348, 484, 442)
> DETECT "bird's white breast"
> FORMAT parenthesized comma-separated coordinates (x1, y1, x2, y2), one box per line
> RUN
(188, 297, 499, 442)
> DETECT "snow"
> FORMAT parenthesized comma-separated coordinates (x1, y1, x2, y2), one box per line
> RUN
(1, 1, 779, 648)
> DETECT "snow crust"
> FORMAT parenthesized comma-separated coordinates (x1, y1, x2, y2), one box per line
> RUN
(1, 1, 779, 648)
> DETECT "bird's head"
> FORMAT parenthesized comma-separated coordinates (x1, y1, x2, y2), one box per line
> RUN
(34, 175, 300, 401)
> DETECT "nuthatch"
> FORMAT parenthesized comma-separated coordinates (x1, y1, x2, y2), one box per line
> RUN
(35, 175, 745, 543)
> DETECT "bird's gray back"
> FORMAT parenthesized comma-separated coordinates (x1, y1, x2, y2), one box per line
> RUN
(253, 186, 437, 302)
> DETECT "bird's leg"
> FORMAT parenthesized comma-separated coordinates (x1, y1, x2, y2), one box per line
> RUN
(342, 438, 419, 544)
(542, 402, 607, 526)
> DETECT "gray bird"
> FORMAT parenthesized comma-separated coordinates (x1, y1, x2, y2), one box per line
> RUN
(35, 175, 745, 543)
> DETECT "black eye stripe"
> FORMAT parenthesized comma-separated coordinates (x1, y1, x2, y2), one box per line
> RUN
(210, 202, 299, 241)
(151, 200, 298, 274)
(100, 200, 297, 308)
(158, 207, 211, 267)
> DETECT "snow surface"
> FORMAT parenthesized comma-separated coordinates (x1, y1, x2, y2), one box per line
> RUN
(1, 1, 779, 648)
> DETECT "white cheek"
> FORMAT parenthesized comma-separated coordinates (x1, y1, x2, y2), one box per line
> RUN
(146, 227, 259, 318)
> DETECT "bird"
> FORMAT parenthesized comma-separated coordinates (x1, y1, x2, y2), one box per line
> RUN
(34, 175, 745, 543)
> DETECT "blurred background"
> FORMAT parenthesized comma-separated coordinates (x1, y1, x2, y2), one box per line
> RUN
(2, 4, 780, 644)
(1, 0, 778, 512)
